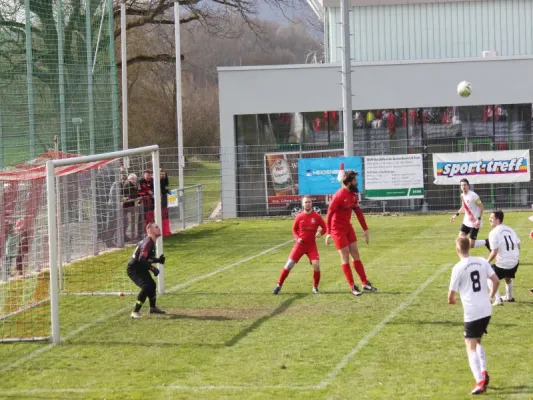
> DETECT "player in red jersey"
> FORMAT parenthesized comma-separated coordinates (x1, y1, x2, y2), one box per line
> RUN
(325, 170, 377, 296)
(273, 196, 327, 294)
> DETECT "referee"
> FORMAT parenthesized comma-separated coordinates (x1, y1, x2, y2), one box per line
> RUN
(128, 222, 166, 319)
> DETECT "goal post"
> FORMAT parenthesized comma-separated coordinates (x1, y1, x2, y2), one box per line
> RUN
(43, 145, 163, 343)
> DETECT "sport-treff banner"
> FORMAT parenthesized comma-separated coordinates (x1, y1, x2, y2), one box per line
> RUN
(433, 150, 530, 185)
(298, 156, 363, 195)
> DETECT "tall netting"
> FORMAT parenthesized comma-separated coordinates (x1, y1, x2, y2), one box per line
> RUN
(0, 149, 160, 341)
(0, 0, 119, 167)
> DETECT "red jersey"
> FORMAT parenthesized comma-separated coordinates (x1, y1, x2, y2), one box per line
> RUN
(292, 211, 327, 244)
(326, 187, 368, 234)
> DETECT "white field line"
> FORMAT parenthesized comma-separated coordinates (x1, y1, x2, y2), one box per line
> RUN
(316, 262, 452, 389)
(0, 385, 317, 395)
(0, 240, 293, 374)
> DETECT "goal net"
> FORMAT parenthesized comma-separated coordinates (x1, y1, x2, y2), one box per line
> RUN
(0, 146, 163, 342)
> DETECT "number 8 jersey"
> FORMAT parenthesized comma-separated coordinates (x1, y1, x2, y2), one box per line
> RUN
(449, 257, 495, 322)
(488, 224, 520, 269)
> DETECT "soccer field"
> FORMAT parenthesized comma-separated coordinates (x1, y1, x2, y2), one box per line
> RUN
(1, 214, 532, 399)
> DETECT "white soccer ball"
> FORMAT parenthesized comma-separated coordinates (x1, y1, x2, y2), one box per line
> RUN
(457, 81, 472, 98)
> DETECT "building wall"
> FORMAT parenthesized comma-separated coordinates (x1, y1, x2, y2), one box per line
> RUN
(218, 57, 533, 217)
(327, 0, 533, 62)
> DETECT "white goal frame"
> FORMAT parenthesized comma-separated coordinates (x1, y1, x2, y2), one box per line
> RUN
(46, 145, 164, 343)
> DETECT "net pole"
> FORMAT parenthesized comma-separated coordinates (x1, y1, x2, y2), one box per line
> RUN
(86, 0, 96, 155)
(108, 0, 120, 151)
(46, 161, 61, 343)
(152, 150, 164, 294)
(121, 0, 129, 157)
(57, 0, 68, 152)
(340, 0, 353, 157)
(24, 0, 36, 159)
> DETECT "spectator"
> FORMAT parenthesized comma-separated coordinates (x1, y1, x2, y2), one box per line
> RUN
(123, 173, 142, 241)
(107, 168, 127, 247)
(160, 169, 171, 237)
(139, 169, 155, 228)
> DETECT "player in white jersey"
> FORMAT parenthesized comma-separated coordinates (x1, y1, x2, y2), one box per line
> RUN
(448, 237, 499, 395)
(450, 178, 487, 249)
(485, 210, 520, 306)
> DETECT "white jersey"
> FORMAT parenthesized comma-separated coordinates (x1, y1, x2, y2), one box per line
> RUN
(488, 224, 520, 269)
(461, 191, 483, 228)
(449, 256, 495, 322)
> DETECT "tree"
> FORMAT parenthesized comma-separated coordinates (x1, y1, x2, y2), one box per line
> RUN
(0, 0, 304, 155)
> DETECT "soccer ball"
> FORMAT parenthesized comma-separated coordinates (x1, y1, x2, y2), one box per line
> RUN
(457, 81, 472, 98)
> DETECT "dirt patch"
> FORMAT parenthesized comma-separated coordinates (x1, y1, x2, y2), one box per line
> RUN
(163, 307, 269, 320)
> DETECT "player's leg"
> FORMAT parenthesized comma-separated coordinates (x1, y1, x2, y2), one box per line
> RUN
(502, 264, 518, 302)
(475, 338, 490, 390)
(333, 235, 360, 296)
(347, 235, 377, 292)
(147, 276, 165, 314)
(469, 228, 486, 249)
(127, 268, 150, 318)
(308, 244, 320, 294)
(273, 246, 302, 294)
(465, 337, 484, 393)
(464, 317, 490, 394)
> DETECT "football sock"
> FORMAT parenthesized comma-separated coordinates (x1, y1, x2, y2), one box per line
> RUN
(468, 350, 483, 383)
(474, 240, 486, 248)
(313, 270, 320, 288)
(505, 280, 514, 299)
(278, 268, 290, 286)
(341, 263, 354, 287)
(353, 260, 368, 285)
(476, 343, 487, 372)
(134, 300, 143, 312)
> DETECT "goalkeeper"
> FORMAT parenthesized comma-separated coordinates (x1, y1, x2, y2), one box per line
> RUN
(127, 222, 166, 319)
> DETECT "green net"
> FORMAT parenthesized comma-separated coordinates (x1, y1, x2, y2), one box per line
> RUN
(0, 0, 120, 167)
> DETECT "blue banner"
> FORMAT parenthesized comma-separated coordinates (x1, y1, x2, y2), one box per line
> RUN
(298, 156, 363, 195)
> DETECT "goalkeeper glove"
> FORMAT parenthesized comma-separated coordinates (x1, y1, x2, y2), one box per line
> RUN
(157, 254, 166, 265)
(150, 266, 160, 276)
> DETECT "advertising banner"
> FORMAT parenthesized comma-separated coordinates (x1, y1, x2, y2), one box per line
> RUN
(364, 154, 424, 200)
(264, 149, 343, 209)
(297, 156, 363, 195)
(433, 150, 530, 185)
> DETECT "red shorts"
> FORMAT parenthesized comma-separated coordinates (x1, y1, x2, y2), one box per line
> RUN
(289, 243, 319, 263)
(331, 227, 357, 249)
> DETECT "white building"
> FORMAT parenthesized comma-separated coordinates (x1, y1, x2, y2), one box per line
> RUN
(218, 0, 533, 218)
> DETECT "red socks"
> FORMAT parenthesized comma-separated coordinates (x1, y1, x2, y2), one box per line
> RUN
(341, 263, 354, 287)
(278, 268, 290, 285)
(353, 260, 368, 285)
(313, 270, 321, 288)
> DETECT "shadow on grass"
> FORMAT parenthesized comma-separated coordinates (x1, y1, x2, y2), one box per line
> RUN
(387, 319, 518, 328)
(224, 293, 307, 347)
(489, 385, 533, 395)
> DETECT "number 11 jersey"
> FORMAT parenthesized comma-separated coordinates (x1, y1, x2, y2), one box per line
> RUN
(488, 224, 520, 269)
(449, 257, 495, 322)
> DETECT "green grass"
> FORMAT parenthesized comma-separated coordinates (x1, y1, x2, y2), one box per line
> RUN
(168, 159, 221, 217)
(1, 214, 532, 399)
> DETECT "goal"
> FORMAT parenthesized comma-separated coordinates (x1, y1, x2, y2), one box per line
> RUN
(0, 146, 164, 343)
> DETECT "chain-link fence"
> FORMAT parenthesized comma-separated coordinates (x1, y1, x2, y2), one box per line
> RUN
(0, 0, 119, 167)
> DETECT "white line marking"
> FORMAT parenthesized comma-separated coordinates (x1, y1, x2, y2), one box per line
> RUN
(0, 385, 316, 395)
(316, 262, 452, 389)
(0, 240, 293, 374)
